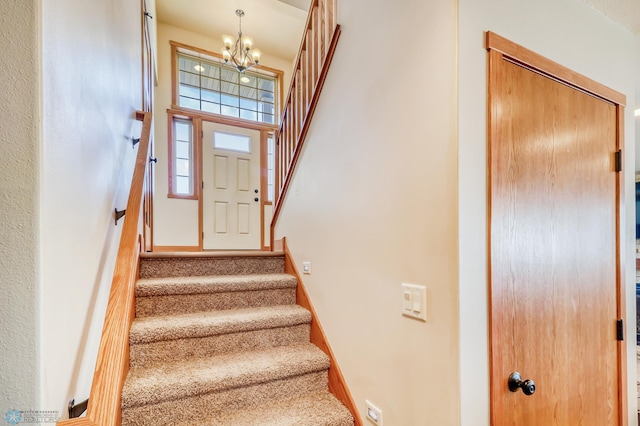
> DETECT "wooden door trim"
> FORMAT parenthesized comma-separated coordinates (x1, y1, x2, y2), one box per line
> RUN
(486, 32, 626, 106)
(259, 130, 273, 251)
(195, 117, 204, 250)
(486, 48, 503, 426)
(615, 105, 627, 425)
(486, 32, 627, 426)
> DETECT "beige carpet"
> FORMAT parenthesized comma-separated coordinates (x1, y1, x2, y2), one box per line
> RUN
(121, 253, 354, 426)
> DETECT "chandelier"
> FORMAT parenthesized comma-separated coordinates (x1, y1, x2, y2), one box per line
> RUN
(221, 9, 262, 73)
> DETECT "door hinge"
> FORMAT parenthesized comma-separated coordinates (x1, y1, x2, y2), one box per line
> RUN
(202, 231, 204, 240)
(202, 181, 204, 189)
(614, 150, 622, 172)
(616, 319, 624, 341)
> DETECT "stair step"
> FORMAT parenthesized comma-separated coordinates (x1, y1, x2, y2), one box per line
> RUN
(121, 371, 329, 425)
(131, 305, 311, 343)
(195, 391, 355, 426)
(121, 343, 330, 409)
(140, 251, 285, 258)
(139, 252, 285, 279)
(135, 274, 298, 317)
(136, 273, 297, 297)
(129, 305, 312, 366)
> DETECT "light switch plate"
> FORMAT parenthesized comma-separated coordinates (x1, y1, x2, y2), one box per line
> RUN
(401, 283, 427, 321)
(365, 400, 382, 425)
(302, 261, 311, 274)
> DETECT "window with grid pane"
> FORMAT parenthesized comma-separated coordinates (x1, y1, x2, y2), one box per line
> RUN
(172, 118, 194, 196)
(177, 53, 277, 125)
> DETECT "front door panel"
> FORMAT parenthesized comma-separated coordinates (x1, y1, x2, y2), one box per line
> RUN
(202, 121, 261, 250)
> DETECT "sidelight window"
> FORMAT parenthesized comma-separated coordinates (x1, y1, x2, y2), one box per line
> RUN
(169, 117, 195, 198)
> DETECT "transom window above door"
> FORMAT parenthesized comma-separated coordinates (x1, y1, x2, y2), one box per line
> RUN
(177, 53, 278, 125)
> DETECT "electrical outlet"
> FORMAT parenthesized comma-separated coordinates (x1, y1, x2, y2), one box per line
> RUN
(302, 261, 311, 274)
(365, 400, 383, 425)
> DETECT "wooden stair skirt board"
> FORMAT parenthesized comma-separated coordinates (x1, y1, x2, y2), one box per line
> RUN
(119, 249, 361, 425)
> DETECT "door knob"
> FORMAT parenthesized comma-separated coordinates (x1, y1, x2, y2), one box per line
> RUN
(254, 198, 259, 202)
(508, 372, 535, 396)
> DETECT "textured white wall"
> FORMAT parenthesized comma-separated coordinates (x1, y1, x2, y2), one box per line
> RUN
(274, 0, 460, 423)
(0, 0, 41, 414)
(40, 0, 143, 417)
(153, 22, 294, 247)
(458, 0, 638, 424)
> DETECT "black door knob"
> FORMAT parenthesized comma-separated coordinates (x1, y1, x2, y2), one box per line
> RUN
(254, 198, 259, 202)
(150, 157, 158, 164)
(508, 372, 535, 396)
(254, 189, 259, 193)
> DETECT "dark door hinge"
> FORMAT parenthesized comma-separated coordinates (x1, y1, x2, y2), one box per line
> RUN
(614, 150, 622, 172)
(202, 231, 204, 240)
(616, 319, 624, 341)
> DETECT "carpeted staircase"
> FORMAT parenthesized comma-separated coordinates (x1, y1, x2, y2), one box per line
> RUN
(121, 251, 354, 426)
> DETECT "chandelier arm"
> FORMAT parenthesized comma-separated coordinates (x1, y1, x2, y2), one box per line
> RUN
(222, 9, 259, 73)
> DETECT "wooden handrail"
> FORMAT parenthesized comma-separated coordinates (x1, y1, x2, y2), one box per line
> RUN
(270, 0, 340, 243)
(57, 110, 153, 426)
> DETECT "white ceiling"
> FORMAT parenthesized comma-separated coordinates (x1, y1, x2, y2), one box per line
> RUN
(157, 0, 639, 106)
(582, 0, 640, 34)
(156, 0, 640, 59)
(156, 0, 310, 61)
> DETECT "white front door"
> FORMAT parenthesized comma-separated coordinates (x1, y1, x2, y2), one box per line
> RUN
(202, 121, 261, 250)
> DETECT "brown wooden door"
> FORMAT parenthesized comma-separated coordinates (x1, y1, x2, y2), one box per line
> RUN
(488, 34, 625, 426)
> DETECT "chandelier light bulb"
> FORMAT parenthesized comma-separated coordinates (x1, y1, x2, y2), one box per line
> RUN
(222, 34, 234, 48)
(242, 37, 253, 50)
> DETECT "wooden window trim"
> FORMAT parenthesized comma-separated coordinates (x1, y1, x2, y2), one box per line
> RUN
(170, 40, 285, 123)
(167, 113, 200, 200)
(167, 107, 277, 132)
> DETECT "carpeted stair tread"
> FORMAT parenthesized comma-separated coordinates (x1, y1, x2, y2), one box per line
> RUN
(122, 343, 330, 409)
(136, 273, 297, 297)
(121, 372, 329, 425)
(140, 251, 285, 259)
(193, 391, 354, 426)
(139, 254, 285, 279)
(130, 305, 312, 344)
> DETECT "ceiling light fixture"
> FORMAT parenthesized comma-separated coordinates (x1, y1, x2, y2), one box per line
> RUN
(221, 9, 261, 73)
